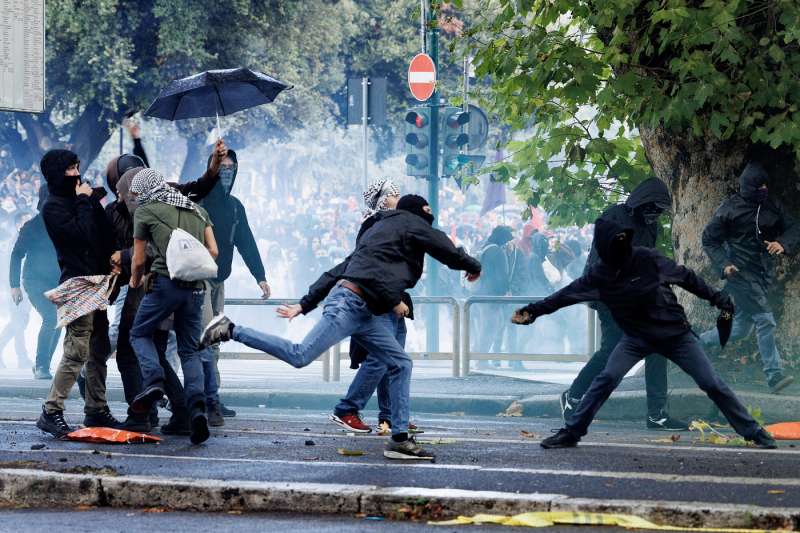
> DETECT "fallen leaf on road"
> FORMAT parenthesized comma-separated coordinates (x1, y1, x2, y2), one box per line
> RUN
(303, 456, 320, 461)
(645, 438, 677, 444)
(519, 431, 537, 439)
(671, 434, 681, 442)
(228, 510, 243, 515)
(337, 448, 364, 456)
(498, 401, 523, 417)
(418, 438, 456, 445)
(768, 489, 785, 495)
(74, 505, 95, 511)
(305, 440, 315, 446)
(142, 508, 167, 513)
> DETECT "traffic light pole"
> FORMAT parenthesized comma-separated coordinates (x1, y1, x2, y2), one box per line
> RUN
(426, 1, 440, 355)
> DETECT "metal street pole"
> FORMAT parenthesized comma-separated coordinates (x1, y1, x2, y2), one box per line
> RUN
(361, 76, 369, 189)
(426, 1, 440, 355)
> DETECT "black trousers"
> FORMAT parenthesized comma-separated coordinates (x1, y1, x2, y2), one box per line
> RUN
(569, 304, 668, 415)
(566, 331, 760, 439)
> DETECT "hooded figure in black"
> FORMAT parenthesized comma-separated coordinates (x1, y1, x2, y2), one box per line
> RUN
(200, 149, 268, 419)
(36, 148, 122, 438)
(562, 177, 682, 430)
(700, 162, 800, 393)
(9, 184, 62, 378)
(513, 218, 777, 450)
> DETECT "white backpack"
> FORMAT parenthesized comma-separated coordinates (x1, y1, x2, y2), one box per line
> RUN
(166, 227, 218, 281)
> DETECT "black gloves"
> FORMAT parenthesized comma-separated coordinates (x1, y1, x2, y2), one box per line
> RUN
(712, 291, 735, 315)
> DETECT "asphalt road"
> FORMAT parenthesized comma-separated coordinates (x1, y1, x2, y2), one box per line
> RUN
(0, 508, 634, 533)
(1, 398, 798, 512)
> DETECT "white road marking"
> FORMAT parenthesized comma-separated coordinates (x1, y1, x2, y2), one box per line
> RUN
(13, 447, 800, 488)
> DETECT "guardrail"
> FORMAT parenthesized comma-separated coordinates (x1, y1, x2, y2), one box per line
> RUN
(221, 296, 595, 382)
(461, 296, 597, 377)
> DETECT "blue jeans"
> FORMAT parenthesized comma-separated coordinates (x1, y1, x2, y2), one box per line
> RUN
(700, 311, 783, 381)
(130, 276, 208, 410)
(334, 311, 407, 422)
(233, 286, 412, 436)
(25, 280, 61, 371)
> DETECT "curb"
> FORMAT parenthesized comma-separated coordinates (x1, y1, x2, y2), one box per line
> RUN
(1, 468, 798, 529)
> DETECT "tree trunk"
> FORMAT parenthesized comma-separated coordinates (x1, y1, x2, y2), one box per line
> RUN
(640, 125, 800, 371)
(68, 102, 119, 169)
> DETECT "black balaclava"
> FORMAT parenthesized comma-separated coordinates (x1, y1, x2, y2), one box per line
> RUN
(595, 217, 634, 271)
(397, 194, 434, 225)
(488, 225, 514, 246)
(738, 162, 769, 205)
(207, 149, 238, 196)
(40, 149, 80, 197)
(637, 202, 665, 225)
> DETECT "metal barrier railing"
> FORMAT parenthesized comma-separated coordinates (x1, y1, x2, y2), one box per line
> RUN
(220, 299, 331, 381)
(221, 296, 594, 382)
(462, 296, 597, 377)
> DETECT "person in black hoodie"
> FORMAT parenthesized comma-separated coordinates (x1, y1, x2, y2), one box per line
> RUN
(559, 177, 688, 432)
(201, 194, 481, 460)
(200, 149, 269, 420)
(513, 218, 777, 449)
(9, 185, 62, 379)
(700, 162, 799, 393)
(36, 149, 121, 438)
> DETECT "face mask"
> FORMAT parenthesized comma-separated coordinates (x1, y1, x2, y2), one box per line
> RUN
(219, 167, 235, 191)
(640, 204, 663, 225)
(755, 187, 768, 204)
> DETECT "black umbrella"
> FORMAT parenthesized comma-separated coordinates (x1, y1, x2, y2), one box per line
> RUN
(717, 310, 734, 348)
(144, 67, 291, 134)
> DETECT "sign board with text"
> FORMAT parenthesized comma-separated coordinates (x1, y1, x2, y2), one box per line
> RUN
(0, 0, 45, 113)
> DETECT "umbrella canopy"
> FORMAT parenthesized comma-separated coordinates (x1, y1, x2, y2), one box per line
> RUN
(144, 67, 291, 121)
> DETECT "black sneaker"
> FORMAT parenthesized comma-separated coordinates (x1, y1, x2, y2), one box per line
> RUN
(200, 315, 233, 349)
(150, 409, 160, 428)
(540, 428, 580, 449)
(559, 390, 581, 423)
(131, 385, 165, 414)
(190, 409, 210, 445)
(161, 415, 192, 436)
(36, 407, 73, 439)
(768, 374, 794, 394)
(207, 402, 225, 427)
(647, 410, 690, 431)
(122, 413, 152, 433)
(83, 406, 123, 429)
(750, 428, 777, 449)
(33, 367, 52, 380)
(220, 403, 236, 418)
(384, 437, 435, 460)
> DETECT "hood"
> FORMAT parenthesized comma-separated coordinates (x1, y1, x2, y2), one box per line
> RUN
(397, 194, 434, 225)
(625, 177, 671, 210)
(207, 148, 238, 198)
(530, 231, 549, 259)
(40, 149, 80, 197)
(594, 217, 634, 269)
(488, 225, 514, 246)
(738, 162, 769, 204)
(117, 166, 145, 214)
(106, 153, 146, 193)
(36, 184, 49, 212)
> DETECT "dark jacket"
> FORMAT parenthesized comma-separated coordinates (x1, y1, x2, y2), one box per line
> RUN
(303, 210, 481, 316)
(528, 231, 552, 296)
(41, 152, 116, 284)
(200, 150, 266, 284)
(522, 218, 728, 344)
(584, 177, 671, 273)
(702, 162, 800, 314)
(10, 215, 60, 289)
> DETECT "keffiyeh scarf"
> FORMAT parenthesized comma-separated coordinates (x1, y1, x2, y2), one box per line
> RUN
(130, 168, 196, 211)
(362, 178, 400, 221)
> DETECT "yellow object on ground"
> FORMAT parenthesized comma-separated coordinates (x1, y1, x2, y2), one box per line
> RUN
(765, 422, 800, 440)
(429, 511, 786, 532)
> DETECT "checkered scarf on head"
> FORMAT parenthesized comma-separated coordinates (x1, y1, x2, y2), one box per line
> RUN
(130, 168, 195, 211)
(362, 178, 400, 221)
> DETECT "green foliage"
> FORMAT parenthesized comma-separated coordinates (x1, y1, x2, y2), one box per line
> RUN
(458, 0, 800, 226)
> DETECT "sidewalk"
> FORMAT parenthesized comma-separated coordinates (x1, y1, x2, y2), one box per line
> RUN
(2, 358, 798, 422)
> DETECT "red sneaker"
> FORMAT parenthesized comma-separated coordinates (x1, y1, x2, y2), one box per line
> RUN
(330, 413, 372, 433)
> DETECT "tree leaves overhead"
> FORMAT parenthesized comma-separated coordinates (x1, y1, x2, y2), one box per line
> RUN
(458, 0, 800, 226)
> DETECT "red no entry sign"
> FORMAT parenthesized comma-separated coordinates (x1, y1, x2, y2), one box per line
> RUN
(408, 53, 436, 102)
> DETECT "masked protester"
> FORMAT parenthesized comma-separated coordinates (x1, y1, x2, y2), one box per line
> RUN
(700, 162, 800, 393)
(558, 177, 688, 432)
(103, 134, 226, 432)
(36, 149, 121, 438)
(513, 218, 777, 450)
(200, 149, 270, 422)
(9, 185, 62, 379)
(200, 194, 481, 460)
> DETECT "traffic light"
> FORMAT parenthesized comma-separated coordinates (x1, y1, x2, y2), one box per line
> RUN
(404, 108, 431, 177)
(441, 106, 485, 176)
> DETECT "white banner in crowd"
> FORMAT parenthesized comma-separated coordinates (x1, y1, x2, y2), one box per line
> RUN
(0, 0, 45, 113)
